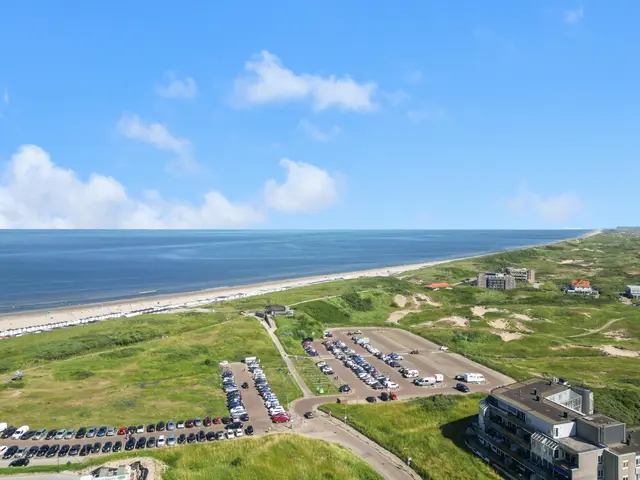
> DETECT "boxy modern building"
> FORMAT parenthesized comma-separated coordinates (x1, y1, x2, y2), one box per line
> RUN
(626, 285, 640, 299)
(476, 378, 639, 479)
(506, 266, 536, 284)
(477, 272, 517, 290)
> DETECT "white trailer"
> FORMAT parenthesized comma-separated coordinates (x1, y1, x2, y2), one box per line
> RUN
(463, 373, 486, 383)
(402, 369, 419, 378)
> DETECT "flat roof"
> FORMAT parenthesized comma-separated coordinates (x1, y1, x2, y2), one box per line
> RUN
(608, 432, 640, 456)
(579, 413, 622, 428)
(557, 435, 602, 454)
(491, 379, 581, 425)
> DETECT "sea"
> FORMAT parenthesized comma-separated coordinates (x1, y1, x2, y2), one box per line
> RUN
(0, 230, 589, 314)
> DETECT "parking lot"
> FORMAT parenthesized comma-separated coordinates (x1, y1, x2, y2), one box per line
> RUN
(310, 327, 512, 400)
(0, 360, 291, 468)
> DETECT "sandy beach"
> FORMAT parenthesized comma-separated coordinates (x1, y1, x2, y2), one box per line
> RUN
(0, 229, 602, 336)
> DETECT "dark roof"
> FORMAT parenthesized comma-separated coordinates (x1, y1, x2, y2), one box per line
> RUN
(608, 431, 640, 456)
(491, 379, 581, 425)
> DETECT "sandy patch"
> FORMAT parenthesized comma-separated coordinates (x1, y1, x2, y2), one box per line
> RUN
(415, 294, 441, 307)
(488, 319, 509, 330)
(620, 297, 632, 305)
(550, 344, 593, 351)
(420, 321, 434, 327)
(581, 312, 592, 318)
(393, 294, 408, 308)
(437, 316, 469, 327)
(558, 259, 582, 265)
(494, 331, 523, 342)
(511, 313, 533, 322)
(515, 322, 533, 333)
(472, 306, 505, 317)
(601, 345, 640, 358)
(604, 330, 631, 341)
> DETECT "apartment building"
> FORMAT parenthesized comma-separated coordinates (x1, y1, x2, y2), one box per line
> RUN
(566, 280, 599, 295)
(477, 272, 517, 290)
(476, 378, 639, 480)
(626, 286, 640, 299)
(506, 266, 536, 283)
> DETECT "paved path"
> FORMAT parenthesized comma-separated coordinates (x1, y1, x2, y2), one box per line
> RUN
(256, 316, 314, 398)
(569, 317, 622, 338)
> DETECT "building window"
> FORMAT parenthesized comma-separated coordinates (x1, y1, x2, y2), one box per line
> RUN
(623, 460, 628, 468)
(621, 476, 627, 480)
(597, 470, 603, 479)
(554, 427, 559, 437)
(598, 454, 603, 464)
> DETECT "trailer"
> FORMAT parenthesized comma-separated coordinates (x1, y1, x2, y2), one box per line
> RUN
(463, 373, 486, 383)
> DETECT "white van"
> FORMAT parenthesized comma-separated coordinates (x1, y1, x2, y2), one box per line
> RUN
(463, 373, 486, 383)
(12, 425, 29, 439)
(414, 377, 436, 386)
(244, 356, 258, 364)
(402, 369, 419, 378)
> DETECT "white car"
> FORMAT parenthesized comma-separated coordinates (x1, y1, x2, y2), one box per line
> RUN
(317, 362, 327, 368)
(177, 420, 185, 429)
(136, 425, 144, 434)
(12, 425, 29, 440)
(440, 346, 449, 351)
(235, 428, 244, 437)
(226, 430, 235, 439)
(385, 381, 400, 389)
(55, 429, 67, 440)
(269, 407, 286, 416)
(157, 435, 165, 447)
(230, 408, 247, 416)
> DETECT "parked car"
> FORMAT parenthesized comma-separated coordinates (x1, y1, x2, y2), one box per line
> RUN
(75, 427, 86, 439)
(339, 384, 351, 393)
(117, 427, 127, 435)
(147, 424, 156, 433)
(45, 429, 57, 440)
(102, 442, 113, 453)
(26, 446, 39, 458)
(86, 426, 97, 438)
(58, 445, 70, 457)
(97, 426, 107, 437)
(12, 425, 29, 440)
(69, 445, 81, 456)
(91, 442, 101, 454)
(113, 441, 122, 453)
(177, 434, 186, 445)
(33, 428, 47, 440)
(167, 419, 175, 431)
(8, 458, 29, 467)
(304, 411, 314, 419)
(455, 383, 470, 393)
(366, 396, 377, 403)
(157, 421, 166, 431)
(157, 435, 165, 447)
(167, 434, 176, 446)
(47, 445, 62, 458)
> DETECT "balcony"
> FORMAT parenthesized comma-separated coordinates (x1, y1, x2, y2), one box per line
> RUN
(487, 418, 531, 448)
(488, 404, 536, 434)
(477, 430, 550, 478)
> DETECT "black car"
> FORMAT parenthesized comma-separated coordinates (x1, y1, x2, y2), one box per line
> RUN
(3, 446, 18, 459)
(339, 384, 351, 393)
(156, 421, 166, 431)
(221, 416, 231, 424)
(239, 413, 250, 422)
(92, 442, 101, 454)
(113, 441, 122, 452)
(197, 430, 206, 442)
(245, 425, 254, 436)
(45, 429, 57, 440)
(187, 433, 196, 444)
(177, 434, 186, 444)
(1, 427, 17, 439)
(76, 427, 87, 439)
(46, 445, 60, 458)
(135, 437, 146, 449)
(241, 382, 249, 389)
(125, 439, 135, 451)
(9, 458, 30, 467)
(79, 444, 92, 456)
(69, 444, 81, 456)
(206, 431, 216, 441)
(102, 441, 113, 453)
(380, 392, 390, 402)
(304, 411, 314, 419)
(58, 445, 70, 457)
(26, 446, 39, 458)
(21, 431, 36, 440)
(226, 421, 243, 430)
(37, 444, 50, 457)
(455, 383, 470, 393)
(146, 437, 156, 448)
(147, 424, 156, 433)
(127, 426, 136, 434)
(366, 396, 377, 403)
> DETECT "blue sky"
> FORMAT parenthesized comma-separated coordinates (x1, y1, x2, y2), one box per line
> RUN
(0, 1, 637, 229)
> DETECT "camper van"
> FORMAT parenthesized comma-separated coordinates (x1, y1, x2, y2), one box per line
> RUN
(462, 373, 485, 384)
(402, 369, 419, 378)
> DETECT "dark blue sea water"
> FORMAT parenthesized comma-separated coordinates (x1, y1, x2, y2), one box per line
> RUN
(0, 230, 588, 313)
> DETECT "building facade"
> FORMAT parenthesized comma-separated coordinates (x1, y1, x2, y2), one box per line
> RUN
(477, 272, 517, 290)
(566, 280, 598, 295)
(506, 266, 536, 283)
(476, 378, 639, 480)
(626, 286, 640, 299)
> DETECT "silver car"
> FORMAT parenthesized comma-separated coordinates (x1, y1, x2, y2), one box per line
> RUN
(167, 419, 175, 431)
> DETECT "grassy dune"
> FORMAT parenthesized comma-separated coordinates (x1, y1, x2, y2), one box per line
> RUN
(0, 434, 383, 480)
(0, 314, 301, 427)
(322, 395, 500, 480)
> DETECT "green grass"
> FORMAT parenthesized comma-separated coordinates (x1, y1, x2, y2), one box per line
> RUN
(291, 358, 339, 395)
(0, 314, 301, 427)
(0, 434, 383, 480)
(321, 395, 499, 480)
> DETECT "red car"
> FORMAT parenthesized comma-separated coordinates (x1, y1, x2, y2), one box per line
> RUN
(186, 420, 195, 428)
(213, 417, 222, 424)
(117, 427, 127, 436)
(272, 414, 291, 423)
(389, 392, 398, 401)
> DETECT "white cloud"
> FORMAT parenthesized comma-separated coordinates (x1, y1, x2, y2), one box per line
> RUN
(298, 119, 341, 142)
(233, 50, 377, 112)
(564, 6, 584, 24)
(156, 72, 198, 99)
(117, 113, 198, 172)
(264, 158, 338, 213)
(0, 145, 262, 229)
(2, 88, 8, 104)
(406, 108, 447, 123)
(508, 188, 582, 225)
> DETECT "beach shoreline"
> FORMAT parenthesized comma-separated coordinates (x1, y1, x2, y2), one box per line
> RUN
(0, 229, 602, 334)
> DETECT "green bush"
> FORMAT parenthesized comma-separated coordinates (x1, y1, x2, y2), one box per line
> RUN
(341, 293, 374, 312)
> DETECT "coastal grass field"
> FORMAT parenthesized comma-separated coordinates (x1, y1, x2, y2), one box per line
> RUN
(322, 394, 500, 480)
(0, 313, 302, 427)
(0, 434, 382, 480)
(290, 357, 339, 395)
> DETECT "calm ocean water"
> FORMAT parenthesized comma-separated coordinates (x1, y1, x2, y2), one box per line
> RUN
(0, 230, 588, 313)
